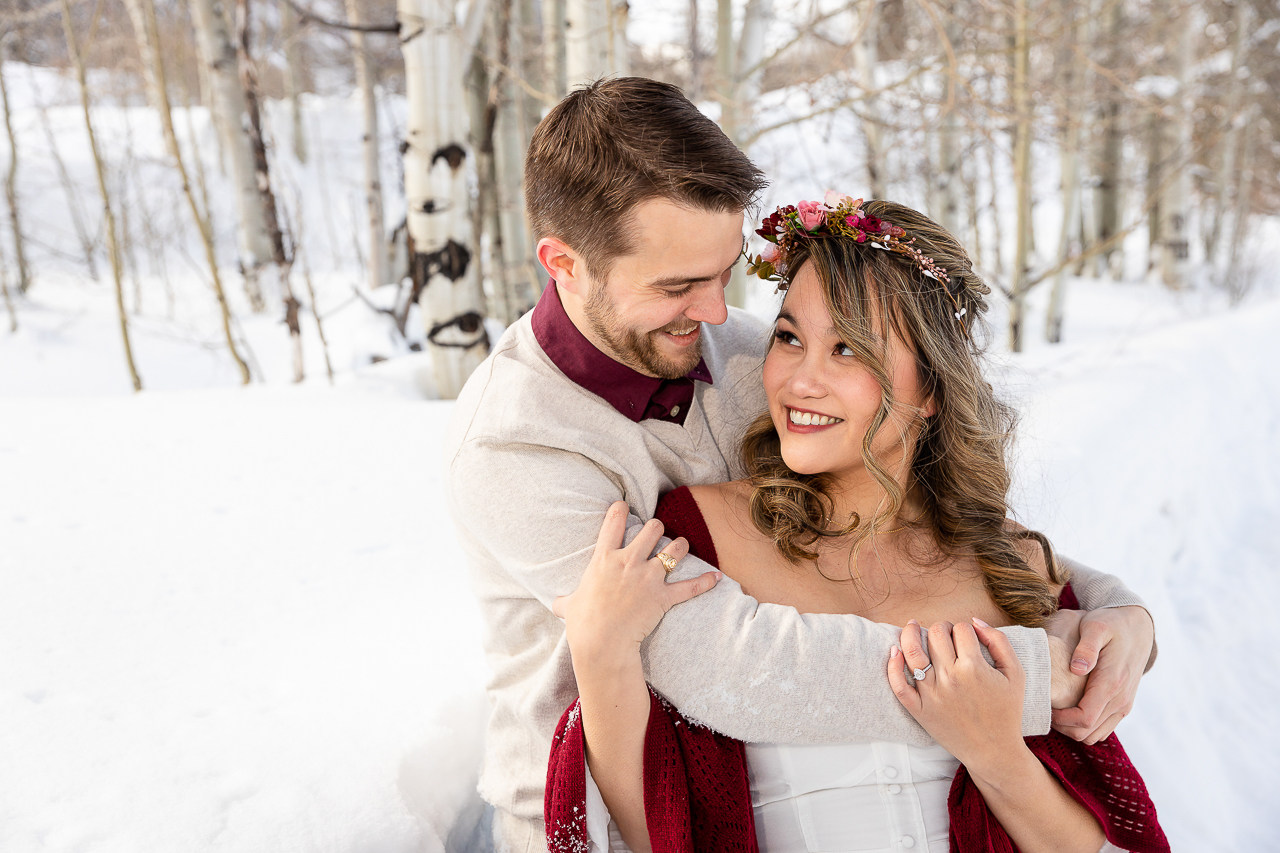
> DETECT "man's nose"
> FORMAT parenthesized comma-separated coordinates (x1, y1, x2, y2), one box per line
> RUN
(685, 280, 729, 326)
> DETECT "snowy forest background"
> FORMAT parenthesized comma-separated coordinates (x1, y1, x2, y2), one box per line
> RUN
(2, 0, 1279, 850)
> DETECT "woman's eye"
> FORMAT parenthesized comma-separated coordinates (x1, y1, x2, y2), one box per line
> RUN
(835, 343, 855, 357)
(774, 330, 800, 347)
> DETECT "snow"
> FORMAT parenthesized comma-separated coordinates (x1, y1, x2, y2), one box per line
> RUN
(3, 60, 1280, 852)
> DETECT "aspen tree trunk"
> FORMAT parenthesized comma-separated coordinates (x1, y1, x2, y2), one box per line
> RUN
(1205, 0, 1249, 268)
(236, 0, 304, 381)
(1223, 104, 1257, 302)
(1046, 0, 1088, 344)
(280, 0, 307, 163)
(543, 0, 567, 99)
(1092, 1, 1124, 279)
(566, 0, 623, 88)
(932, 1, 962, 237)
(718, 0, 771, 309)
(400, 0, 489, 398)
(1158, 3, 1196, 289)
(34, 81, 99, 281)
(61, 0, 142, 391)
(853, 0, 885, 199)
(0, 56, 31, 294)
(346, 0, 390, 290)
(0, 236, 15, 332)
(1007, 0, 1032, 353)
(125, 0, 251, 382)
(688, 0, 702, 100)
(1144, 107, 1161, 276)
(189, 0, 270, 311)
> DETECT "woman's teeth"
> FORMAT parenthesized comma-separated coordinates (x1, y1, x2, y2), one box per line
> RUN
(789, 409, 841, 426)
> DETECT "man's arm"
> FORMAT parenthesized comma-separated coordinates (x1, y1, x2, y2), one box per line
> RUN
(452, 439, 1065, 745)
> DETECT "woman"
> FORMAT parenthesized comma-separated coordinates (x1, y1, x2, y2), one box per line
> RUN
(548, 196, 1168, 853)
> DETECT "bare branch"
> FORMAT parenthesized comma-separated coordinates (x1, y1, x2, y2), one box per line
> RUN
(280, 0, 398, 34)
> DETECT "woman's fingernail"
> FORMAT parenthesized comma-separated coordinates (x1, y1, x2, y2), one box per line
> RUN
(908, 619, 920, 628)
(714, 572, 723, 580)
(891, 646, 901, 659)
(972, 617, 990, 628)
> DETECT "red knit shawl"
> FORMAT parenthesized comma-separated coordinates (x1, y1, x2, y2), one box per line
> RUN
(545, 487, 1169, 852)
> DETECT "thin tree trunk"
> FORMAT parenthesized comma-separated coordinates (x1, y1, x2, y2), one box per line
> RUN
(237, 0, 304, 381)
(346, 0, 389, 290)
(0, 232, 16, 332)
(688, 0, 702, 100)
(125, 0, 251, 382)
(1046, 0, 1088, 344)
(1092, 0, 1123, 279)
(0, 55, 32, 295)
(61, 0, 142, 391)
(1158, 5, 1196, 289)
(853, 0, 885, 199)
(33, 76, 99, 281)
(543, 0, 567, 99)
(566, 0, 614, 88)
(1205, 0, 1249, 269)
(932, 0, 962, 237)
(1222, 103, 1257, 303)
(1008, 0, 1032, 352)
(280, 0, 307, 163)
(189, 0, 270, 311)
(399, 0, 489, 398)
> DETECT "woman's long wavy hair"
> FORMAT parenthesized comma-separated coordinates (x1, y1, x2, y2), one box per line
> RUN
(742, 200, 1063, 627)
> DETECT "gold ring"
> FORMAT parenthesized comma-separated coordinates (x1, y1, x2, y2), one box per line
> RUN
(656, 552, 678, 574)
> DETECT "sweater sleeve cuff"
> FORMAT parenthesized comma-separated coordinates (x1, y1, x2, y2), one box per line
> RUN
(1003, 625, 1052, 736)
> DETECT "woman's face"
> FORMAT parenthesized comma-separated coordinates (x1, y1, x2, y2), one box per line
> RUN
(762, 264, 935, 483)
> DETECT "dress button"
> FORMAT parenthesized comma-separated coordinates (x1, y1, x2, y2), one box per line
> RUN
(883, 766, 898, 779)
(900, 836, 916, 848)
(670, 405, 681, 417)
(887, 784, 902, 794)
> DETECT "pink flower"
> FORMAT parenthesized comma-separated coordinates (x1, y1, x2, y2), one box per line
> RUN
(760, 243, 781, 263)
(824, 190, 855, 208)
(797, 200, 826, 231)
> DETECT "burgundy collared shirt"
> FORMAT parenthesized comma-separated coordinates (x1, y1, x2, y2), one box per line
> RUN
(531, 284, 712, 425)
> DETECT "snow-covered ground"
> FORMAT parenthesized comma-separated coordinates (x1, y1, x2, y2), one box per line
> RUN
(3, 60, 1280, 852)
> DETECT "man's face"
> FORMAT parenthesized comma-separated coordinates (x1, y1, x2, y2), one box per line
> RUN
(580, 198, 745, 379)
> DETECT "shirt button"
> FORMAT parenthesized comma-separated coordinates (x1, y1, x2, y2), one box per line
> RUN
(670, 405, 681, 416)
(900, 836, 916, 848)
(883, 766, 898, 779)
(887, 784, 902, 794)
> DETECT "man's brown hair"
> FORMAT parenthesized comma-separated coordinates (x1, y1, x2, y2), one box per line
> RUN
(524, 77, 767, 279)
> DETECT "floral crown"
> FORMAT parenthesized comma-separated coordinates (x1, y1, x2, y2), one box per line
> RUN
(745, 191, 969, 328)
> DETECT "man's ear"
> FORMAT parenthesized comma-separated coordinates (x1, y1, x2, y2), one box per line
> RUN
(536, 238, 587, 294)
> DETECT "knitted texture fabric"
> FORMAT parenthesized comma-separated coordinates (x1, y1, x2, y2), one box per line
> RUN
(543, 487, 1169, 852)
(545, 691, 758, 853)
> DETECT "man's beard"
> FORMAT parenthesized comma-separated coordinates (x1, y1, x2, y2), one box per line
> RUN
(584, 285, 703, 379)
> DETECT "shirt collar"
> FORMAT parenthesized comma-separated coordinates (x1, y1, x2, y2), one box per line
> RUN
(531, 283, 713, 423)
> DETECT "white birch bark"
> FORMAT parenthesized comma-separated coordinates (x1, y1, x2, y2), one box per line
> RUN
(189, 0, 270, 310)
(931, 1, 962, 238)
(1158, 4, 1196, 290)
(61, 0, 142, 391)
(854, 0, 885, 199)
(1205, 0, 1249, 269)
(346, 0, 390, 290)
(400, 0, 489, 399)
(280, 0, 307, 163)
(718, 0, 771, 309)
(543, 0, 567, 99)
(0, 54, 31, 294)
(1046, 0, 1090, 344)
(1007, 0, 1032, 352)
(1092, 0, 1123, 278)
(565, 0, 614, 88)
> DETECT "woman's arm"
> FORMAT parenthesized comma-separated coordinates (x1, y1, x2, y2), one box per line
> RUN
(888, 619, 1106, 853)
(554, 501, 720, 853)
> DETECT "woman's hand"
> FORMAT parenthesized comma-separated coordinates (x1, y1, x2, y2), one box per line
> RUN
(887, 618, 1026, 776)
(553, 501, 722, 667)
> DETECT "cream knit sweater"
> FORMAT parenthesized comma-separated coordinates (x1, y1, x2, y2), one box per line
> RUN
(444, 304, 1146, 851)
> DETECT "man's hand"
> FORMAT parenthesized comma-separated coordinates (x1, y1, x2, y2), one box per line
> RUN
(1049, 605, 1155, 744)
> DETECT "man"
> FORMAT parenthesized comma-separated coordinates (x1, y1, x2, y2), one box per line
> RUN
(444, 78, 1155, 853)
